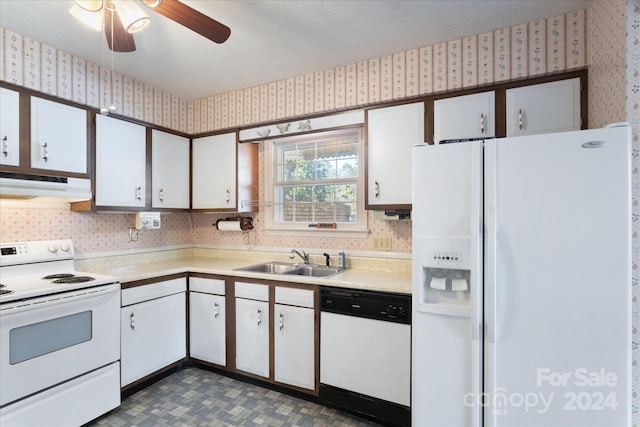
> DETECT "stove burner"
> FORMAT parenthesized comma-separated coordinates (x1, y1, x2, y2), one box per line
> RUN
(0, 289, 13, 296)
(53, 276, 95, 284)
(43, 273, 75, 280)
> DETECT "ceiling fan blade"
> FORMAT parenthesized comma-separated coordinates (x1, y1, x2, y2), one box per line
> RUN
(150, 0, 231, 44)
(105, 8, 136, 52)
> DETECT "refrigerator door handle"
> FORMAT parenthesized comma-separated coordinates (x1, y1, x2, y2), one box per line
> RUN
(483, 140, 498, 427)
(470, 143, 483, 427)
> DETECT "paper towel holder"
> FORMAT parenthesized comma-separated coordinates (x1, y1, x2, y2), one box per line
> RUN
(215, 216, 253, 231)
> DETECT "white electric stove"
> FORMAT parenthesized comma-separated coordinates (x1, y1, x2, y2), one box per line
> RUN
(0, 239, 121, 427)
(0, 239, 118, 302)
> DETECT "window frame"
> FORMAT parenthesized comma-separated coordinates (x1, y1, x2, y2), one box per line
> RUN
(262, 127, 368, 237)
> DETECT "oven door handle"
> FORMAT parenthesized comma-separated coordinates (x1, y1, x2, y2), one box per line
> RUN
(0, 284, 120, 316)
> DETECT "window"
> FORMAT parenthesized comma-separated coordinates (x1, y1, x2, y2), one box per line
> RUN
(264, 128, 367, 235)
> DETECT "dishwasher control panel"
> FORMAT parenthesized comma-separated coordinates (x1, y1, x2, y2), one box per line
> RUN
(320, 287, 411, 324)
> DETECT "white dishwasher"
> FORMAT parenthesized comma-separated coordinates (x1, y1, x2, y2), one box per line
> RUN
(319, 287, 411, 426)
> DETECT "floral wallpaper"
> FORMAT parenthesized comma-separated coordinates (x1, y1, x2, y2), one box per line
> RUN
(1, 11, 587, 134)
(588, 1, 640, 424)
(626, 1, 640, 424)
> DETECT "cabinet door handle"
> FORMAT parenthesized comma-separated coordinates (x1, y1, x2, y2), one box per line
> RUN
(2, 135, 8, 157)
(42, 142, 48, 162)
(226, 188, 231, 204)
(213, 302, 219, 318)
(159, 188, 164, 202)
(518, 108, 524, 130)
(256, 308, 262, 326)
(374, 180, 380, 199)
(480, 113, 485, 134)
(279, 312, 284, 331)
(129, 312, 135, 330)
(135, 186, 142, 201)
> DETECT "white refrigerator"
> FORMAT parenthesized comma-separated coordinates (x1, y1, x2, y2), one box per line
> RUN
(411, 125, 631, 427)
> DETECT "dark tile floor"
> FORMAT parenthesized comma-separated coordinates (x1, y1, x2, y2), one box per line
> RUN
(88, 367, 382, 426)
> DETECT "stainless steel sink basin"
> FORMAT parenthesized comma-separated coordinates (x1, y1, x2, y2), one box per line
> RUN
(234, 262, 343, 278)
(234, 261, 300, 274)
(283, 265, 342, 278)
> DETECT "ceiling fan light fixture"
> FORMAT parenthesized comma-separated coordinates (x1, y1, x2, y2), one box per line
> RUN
(114, 0, 150, 33)
(74, 0, 104, 12)
(141, 0, 162, 8)
(69, 4, 104, 31)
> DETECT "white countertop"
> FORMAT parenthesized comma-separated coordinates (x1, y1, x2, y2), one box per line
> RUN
(84, 256, 412, 294)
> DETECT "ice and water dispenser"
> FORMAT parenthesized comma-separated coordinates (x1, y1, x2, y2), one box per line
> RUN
(418, 238, 473, 316)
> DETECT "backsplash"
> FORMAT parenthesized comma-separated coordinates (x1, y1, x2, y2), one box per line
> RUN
(0, 206, 193, 254)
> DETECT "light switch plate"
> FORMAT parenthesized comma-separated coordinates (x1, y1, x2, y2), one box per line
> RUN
(373, 236, 392, 251)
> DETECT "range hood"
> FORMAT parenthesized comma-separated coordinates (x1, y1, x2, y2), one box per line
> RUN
(0, 172, 92, 202)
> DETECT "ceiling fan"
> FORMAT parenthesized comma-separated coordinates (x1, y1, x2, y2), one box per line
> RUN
(69, 0, 231, 53)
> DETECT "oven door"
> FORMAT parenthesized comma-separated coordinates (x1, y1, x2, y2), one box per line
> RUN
(0, 283, 120, 406)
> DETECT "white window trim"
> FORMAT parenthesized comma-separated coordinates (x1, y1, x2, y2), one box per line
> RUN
(262, 128, 369, 238)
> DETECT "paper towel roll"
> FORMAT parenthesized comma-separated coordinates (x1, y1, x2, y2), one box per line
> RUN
(216, 220, 243, 231)
(430, 276, 446, 290)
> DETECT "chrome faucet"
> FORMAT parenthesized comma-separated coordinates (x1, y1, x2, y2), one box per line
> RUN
(290, 249, 310, 264)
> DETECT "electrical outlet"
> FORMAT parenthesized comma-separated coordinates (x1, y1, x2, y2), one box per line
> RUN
(373, 236, 392, 251)
(129, 228, 139, 241)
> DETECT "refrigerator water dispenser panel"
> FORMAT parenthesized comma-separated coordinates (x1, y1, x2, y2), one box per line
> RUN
(417, 237, 474, 317)
(421, 268, 471, 305)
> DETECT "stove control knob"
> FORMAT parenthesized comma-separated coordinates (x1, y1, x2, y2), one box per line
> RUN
(60, 243, 71, 252)
(47, 244, 59, 253)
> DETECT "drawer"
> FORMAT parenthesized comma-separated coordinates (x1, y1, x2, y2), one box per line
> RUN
(275, 287, 314, 308)
(189, 277, 225, 295)
(235, 282, 269, 302)
(122, 278, 186, 306)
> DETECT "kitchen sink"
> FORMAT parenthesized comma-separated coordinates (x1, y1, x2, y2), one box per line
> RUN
(234, 262, 343, 278)
(234, 261, 300, 274)
(282, 266, 342, 278)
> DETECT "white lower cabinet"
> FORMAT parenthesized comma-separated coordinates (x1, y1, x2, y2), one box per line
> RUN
(274, 303, 315, 390)
(274, 286, 315, 390)
(235, 282, 270, 378)
(120, 278, 187, 387)
(189, 277, 226, 366)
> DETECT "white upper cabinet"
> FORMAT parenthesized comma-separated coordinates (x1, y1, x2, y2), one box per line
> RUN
(30, 96, 87, 174)
(0, 88, 20, 167)
(506, 78, 581, 136)
(95, 114, 146, 207)
(434, 91, 495, 144)
(151, 130, 190, 209)
(192, 132, 237, 210)
(367, 101, 424, 208)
